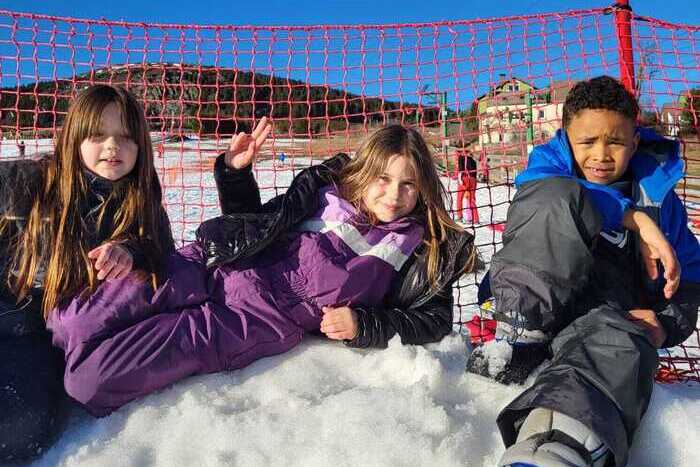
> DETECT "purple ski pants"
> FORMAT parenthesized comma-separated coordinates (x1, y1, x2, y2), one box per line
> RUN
(47, 244, 311, 416)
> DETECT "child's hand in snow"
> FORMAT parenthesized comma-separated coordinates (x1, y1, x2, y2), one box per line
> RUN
(320, 306, 359, 341)
(224, 116, 272, 169)
(88, 242, 133, 280)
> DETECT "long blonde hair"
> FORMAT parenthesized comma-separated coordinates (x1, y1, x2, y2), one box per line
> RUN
(6, 84, 167, 318)
(339, 124, 473, 288)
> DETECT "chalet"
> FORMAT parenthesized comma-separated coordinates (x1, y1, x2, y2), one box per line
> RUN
(475, 77, 577, 148)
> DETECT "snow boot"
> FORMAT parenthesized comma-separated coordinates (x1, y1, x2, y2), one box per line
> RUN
(466, 320, 550, 385)
(499, 408, 610, 467)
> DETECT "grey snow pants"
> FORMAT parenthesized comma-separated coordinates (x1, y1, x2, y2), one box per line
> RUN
(491, 178, 659, 467)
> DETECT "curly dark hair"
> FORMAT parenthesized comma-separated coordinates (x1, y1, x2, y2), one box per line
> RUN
(562, 75, 639, 128)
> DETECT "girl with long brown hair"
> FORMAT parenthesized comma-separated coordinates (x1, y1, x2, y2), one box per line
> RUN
(0, 84, 173, 461)
(46, 122, 474, 417)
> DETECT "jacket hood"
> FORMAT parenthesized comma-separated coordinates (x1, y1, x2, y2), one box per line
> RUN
(516, 127, 684, 204)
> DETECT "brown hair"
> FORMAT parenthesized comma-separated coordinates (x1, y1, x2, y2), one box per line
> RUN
(6, 84, 167, 317)
(339, 124, 473, 288)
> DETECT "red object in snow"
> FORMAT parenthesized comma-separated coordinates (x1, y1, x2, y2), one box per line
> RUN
(465, 315, 497, 344)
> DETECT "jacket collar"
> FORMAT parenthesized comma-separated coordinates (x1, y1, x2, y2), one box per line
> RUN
(82, 168, 117, 200)
(628, 127, 683, 203)
(518, 128, 683, 203)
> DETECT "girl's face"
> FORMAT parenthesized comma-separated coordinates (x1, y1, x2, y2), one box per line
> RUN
(362, 154, 419, 223)
(79, 102, 138, 181)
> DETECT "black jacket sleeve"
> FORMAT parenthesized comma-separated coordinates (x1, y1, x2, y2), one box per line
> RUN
(213, 152, 350, 217)
(214, 153, 262, 215)
(344, 283, 454, 348)
(343, 218, 474, 349)
(120, 206, 175, 272)
(653, 280, 700, 348)
(0, 159, 44, 218)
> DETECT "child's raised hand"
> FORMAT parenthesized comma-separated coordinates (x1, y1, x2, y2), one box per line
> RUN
(87, 242, 134, 281)
(626, 309, 667, 348)
(224, 116, 272, 169)
(320, 305, 359, 341)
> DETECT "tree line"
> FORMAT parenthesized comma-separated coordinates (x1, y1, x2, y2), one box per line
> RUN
(0, 64, 440, 137)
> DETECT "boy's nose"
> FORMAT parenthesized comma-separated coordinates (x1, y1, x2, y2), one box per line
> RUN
(591, 142, 611, 161)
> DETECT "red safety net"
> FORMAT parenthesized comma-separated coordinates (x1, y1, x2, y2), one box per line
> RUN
(0, 4, 698, 382)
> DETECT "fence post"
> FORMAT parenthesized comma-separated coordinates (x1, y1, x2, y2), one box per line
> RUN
(614, 0, 636, 94)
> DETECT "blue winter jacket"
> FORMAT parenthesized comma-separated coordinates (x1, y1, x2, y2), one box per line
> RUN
(516, 127, 700, 284)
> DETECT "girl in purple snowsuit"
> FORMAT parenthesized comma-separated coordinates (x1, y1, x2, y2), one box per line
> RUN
(0, 85, 173, 461)
(47, 122, 475, 416)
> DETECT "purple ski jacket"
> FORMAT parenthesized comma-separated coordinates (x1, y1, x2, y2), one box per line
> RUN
(47, 186, 423, 416)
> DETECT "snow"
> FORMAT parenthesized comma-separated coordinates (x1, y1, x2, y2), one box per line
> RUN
(28, 336, 700, 467)
(477, 340, 513, 377)
(0, 137, 698, 466)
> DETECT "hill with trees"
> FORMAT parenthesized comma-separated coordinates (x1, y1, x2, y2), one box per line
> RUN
(0, 64, 439, 137)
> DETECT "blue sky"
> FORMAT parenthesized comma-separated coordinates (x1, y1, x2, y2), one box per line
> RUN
(2, 1, 698, 108)
(3, 0, 700, 28)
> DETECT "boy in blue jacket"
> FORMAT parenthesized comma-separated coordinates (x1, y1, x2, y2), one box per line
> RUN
(468, 76, 700, 467)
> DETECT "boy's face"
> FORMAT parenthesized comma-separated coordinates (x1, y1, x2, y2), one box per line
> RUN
(566, 109, 639, 185)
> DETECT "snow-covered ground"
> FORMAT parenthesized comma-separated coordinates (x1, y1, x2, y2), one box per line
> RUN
(1, 138, 699, 466)
(27, 334, 700, 467)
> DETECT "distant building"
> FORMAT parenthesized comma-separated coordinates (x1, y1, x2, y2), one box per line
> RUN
(475, 77, 577, 149)
(660, 103, 684, 137)
(471, 77, 577, 182)
(476, 76, 537, 115)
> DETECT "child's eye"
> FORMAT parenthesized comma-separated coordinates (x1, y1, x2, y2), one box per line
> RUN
(88, 134, 134, 144)
(378, 176, 391, 183)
